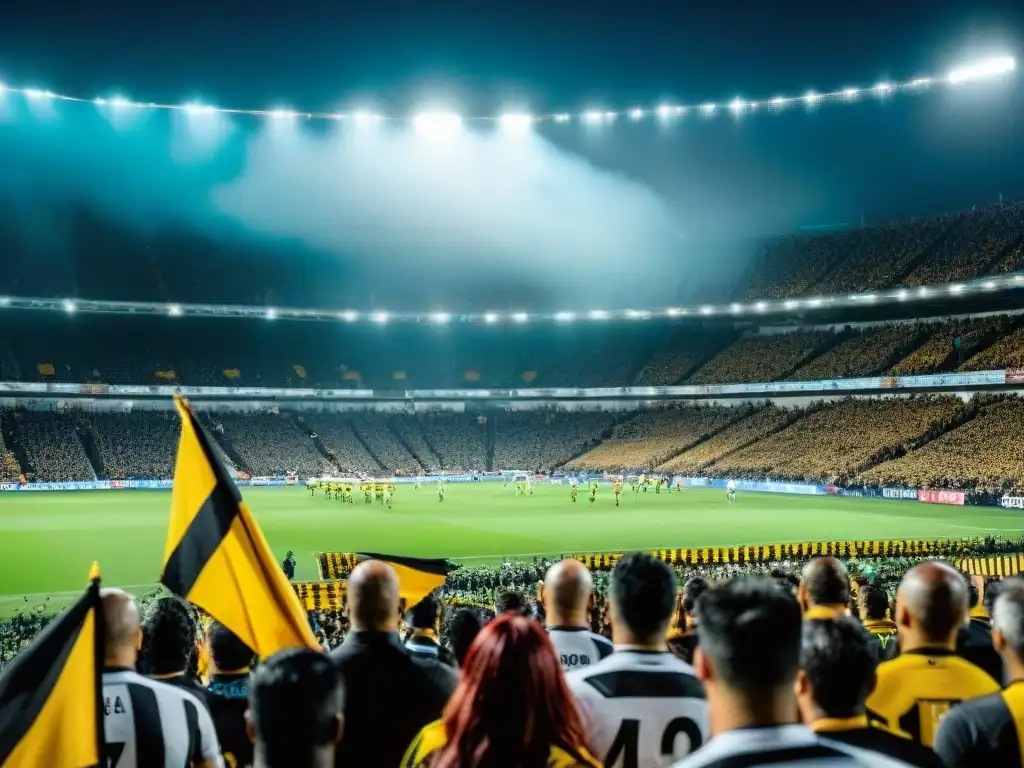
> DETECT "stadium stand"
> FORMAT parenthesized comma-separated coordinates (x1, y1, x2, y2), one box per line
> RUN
(687, 330, 832, 384)
(348, 413, 423, 473)
(297, 413, 383, 475)
(859, 395, 1024, 492)
(632, 328, 735, 386)
(389, 414, 444, 472)
(742, 231, 857, 300)
(959, 323, 1024, 371)
(708, 395, 964, 483)
(0, 429, 21, 482)
(204, 411, 331, 477)
(658, 404, 793, 474)
(791, 323, 928, 380)
(491, 410, 614, 472)
(889, 315, 1013, 375)
(86, 411, 179, 480)
(8, 410, 95, 482)
(416, 413, 489, 471)
(564, 404, 747, 471)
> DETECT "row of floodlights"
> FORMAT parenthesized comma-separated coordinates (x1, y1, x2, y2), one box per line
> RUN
(3, 274, 1019, 324)
(0, 57, 1013, 130)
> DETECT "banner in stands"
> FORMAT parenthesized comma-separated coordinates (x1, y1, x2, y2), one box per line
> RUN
(882, 487, 920, 501)
(1001, 495, 1024, 510)
(917, 489, 966, 506)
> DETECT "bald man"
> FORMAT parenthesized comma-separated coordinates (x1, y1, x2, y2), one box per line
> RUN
(543, 559, 613, 672)
(865, 562, 999, 748)
(799, 557, 850, 619)
(330, 560, 456, 768)
(100, 589, 223, 768)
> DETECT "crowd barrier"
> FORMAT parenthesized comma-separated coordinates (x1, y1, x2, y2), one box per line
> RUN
(682, 477, 827, 495)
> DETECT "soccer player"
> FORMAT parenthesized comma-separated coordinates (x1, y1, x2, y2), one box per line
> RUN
(438, 479, 445, 502)
(308, 480, 317, 497)
(589, 481, 597, 504)
(571, 481, 579, 503)
(569, 553, 707, 767)
(385, 483, 395, 509)
(543, 559, 613, 673)
(726, 478, 737, 503)
(935, 578, 1024, 766)
(866, 561, 1000, 747)
(613, 480, 622, 507)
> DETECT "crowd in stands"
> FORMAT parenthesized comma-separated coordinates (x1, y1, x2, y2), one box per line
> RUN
(300, 413, 384, 475)
(86, 410, 178, 480)
(890, 316, 1012, 376)
(416, 413, 489, 472)
(8, 550, 1024, 767)
(206, 412, 331, 478)
(688, 331, 831, 384)
(390, 414, 444, 471)
(659, 404, 792, 474)
(633, 330, 735, 386)
(710, 396, 964, 484)
(5, 409, 95, 482)
(743, 230, 856, 300)
(859, 396, 1024, 493)
(348, 413, 422, 473)
(959, 324, 1024, 372)
(492, 410, 614, 472)
(0, 428, 21, 482)
(791, 324, 927, 381)
(565, 404, 745, 472)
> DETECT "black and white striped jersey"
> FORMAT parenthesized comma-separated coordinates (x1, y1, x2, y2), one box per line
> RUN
(547, 625, 615, 672)
(568, 649, 709, 768)
(671, 724, 915, 767)
(102, 669, 224, 768)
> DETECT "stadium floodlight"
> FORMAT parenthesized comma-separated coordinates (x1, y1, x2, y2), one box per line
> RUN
(842, 88, 859, 99)
(483, 311, 499, 323)
(94, 97, 107, 105)
(583, 110, 604, 124)
(628, 108, 644, 120)
(430, 311, 451, 324)
(0, 296, 9, 307)
(656, 104, 673, 119)
(917, 286, 929, 297)
(588, 309, 610, 320)
(167, 303, 182, 316)
(184, 102, 213, 115)
(784, 299, 799, 309)
(700, 103, 716, 115)
(874, 81, 893, 95)
(25, 88, 54, 100)
(1017, 274, 1024, 283)
(771, 96, 788, 107)
(110, 97, 131, 108)
(553, 113, 571, 123)
(604, 111, 617, 121)
(371, 310, 389, 324)
(63, 299, 76, 313)
(804, 90, 819, 105)
(354, 110, 382, 123)
(699, 306, 714, 315)
(863, 293, 877, 302)
(665, 307, 682, 317)
(269, 108, 297, 119)
(499, 113, 533, 132)
(949, 284, 965, 294)
(984, 280, 998, 290)
(730, 98, 746, 113)
(910, 77, 932, 88)
(808, 297, 824, 308)
(266, 307, 278, 320)
(413, 112, 462, 137)
(512, 311, 529, 323)
(555, 311, 576, 322)
(948, 56, 1015, 85)
(340, 310, 358, 322)
(730, 303, 743, 313)
(755, 301, 767, 312)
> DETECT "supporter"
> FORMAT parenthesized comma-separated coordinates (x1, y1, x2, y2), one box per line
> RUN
(984, 579, 1003, 619)
(495, 590, 529, 616)
(792, 324, 925, 382)
(206, 621, 255, 768)
(957, 580, 1002, 683)
(13, 410, 95, 482)
(934, 578, 1024, 767)
(661, 405, 790, 476)
(100, 588, 223, 768)
(137, 596, 207, 702)
(543, 559, 614, 672)
(667, 577, 708, 665)
(406, 595, 457, 667)
(865, 562, 1000, 746)
(858, 584, 898, 661)
(330, 559, 457, 767)
(303, 413, 383, 474)
(403, 612, 600, 766)
(688, 332, 831, 385)
(676, 577, 899, 767)
(799, 557, 850, 619)
(247, 648, 344, 768)
(569, 552, 708, 767)
(209, 412, 331, 478)
(797, 617, 943, 767)
(442, 607, 485, 667)
(350, 412, 420, 472)
(493, 410, 614, 473)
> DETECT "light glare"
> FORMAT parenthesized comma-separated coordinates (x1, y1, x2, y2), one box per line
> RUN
(372, 311, 389, 324)
(948, 56, 1015, 85)
(499, 113, 533, 132)
(555, 311, 576, 322)
(483, 312, 499, 324)
(413, 112, 462, 136)
(63, 300, 77, 313)
(512, 312, 528, 323)
(430, 311, 451, 324)
(168, 303, 182, 316)
(588, 310, 610, 320)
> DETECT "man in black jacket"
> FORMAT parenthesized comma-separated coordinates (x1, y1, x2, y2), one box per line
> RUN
(330, 559, 458, 767)
(957, 580, 1002, 684)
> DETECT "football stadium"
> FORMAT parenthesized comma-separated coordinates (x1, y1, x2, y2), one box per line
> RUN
(4, 5, 1024, 767)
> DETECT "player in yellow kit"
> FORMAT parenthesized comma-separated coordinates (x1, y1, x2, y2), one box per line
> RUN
(613, 480, 623, 507)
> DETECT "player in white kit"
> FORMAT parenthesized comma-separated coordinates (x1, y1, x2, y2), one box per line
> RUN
(726, 478, 736, 504)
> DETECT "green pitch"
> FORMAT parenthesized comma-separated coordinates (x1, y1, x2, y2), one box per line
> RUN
(2, 484, 1024, 613)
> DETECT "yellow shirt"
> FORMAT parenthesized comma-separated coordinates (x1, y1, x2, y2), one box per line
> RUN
(402, 720, 601, 768)
(866, 648, 1000, 747)
(803, 605, 849, 620)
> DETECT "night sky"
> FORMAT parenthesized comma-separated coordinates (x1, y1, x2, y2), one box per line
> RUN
(0, 0, 1022, 308)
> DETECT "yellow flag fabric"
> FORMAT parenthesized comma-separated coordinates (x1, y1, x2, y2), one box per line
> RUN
(358, 554, 451, 609)
(161, 395, 319, 658)
(155, 370, 177, 381)
(36, 363, 55, 377)
(292, 365, 307, 379)
(222, 368, 241, 380)
(0, 571, 102, 768)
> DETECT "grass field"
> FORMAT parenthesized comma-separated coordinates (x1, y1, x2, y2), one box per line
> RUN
(3, 483, 1024, 612)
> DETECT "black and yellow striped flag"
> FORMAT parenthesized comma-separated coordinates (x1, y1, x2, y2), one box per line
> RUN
(0, 564, 103, 768)
(161, 395, 319, 657)
(357, 554, 452, 608)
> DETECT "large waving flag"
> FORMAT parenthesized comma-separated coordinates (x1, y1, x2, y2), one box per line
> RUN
(0, 564, 103, 768)
(161, 395, 319, 657)
(357, 554, 452, 608)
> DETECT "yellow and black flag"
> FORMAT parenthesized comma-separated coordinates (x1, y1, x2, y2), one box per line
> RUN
(0, 564, 103, 768)
(357, 554, 452, 609)
(161, 395, 319, 658)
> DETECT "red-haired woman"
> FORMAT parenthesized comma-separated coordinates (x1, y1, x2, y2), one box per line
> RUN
(402, 612, 601, 767)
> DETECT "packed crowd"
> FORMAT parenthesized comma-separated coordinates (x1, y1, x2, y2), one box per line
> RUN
(349, 413, 422, 472)
(565, 404, 746, 472)
(791, 324, 928, 381)
(687, 331, 832, 384)
(860, 396, 1024, 493)
(205, 412, 331, 478)
(301, 413, 385, 475)
(6, 551, 1024, 767)
(4, 409, 95, 482)
(658, 404, 793, 475)
(0, 428, 21, 482)
(415, 413, 489, 472)
(958, 325, 1024, 372)
(889, 316, 1010, 376)
(389, 414, 444, 471)
(86, 410, 178, 480)
(633, 330, 735, 387)
(491, 410, 614, 472)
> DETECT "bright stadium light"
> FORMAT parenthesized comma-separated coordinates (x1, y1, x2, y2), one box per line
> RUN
(700, 306, 714, 315)
(910, 77, 932, 88)
(730, 303, 743, 313)
(948, 56, 1015, 85)
(184, 102, 213, 115)
(555, 311, 576, 322)
(483, 312, 499, 324)
(784, 299, 799, 309)
(897, 289, 909, 301)
(874, 81, 893, 95)
(701, 103, 716, 115)
(25, 89, 53, 100)
(984, 280, 998, 290)
(730, 98, 747, 113)
(657, 104, 673, 119)
(583, 110, 604, 124)
(340, 310, 358, 322)
(167, 303, 182, 316)
(413, 112, 462, 137)
(755, 301, 767, 312)
(553, 114, 571, 123)
(808, 297, 824, 307)
(629, 108, 644, 120)
(512, 311, 528, 323)
(371, 310, 389, 324)
(918, 286, 929, 297)
(266, 307, 277, 320)
(665, 307, 682, 317)
(430, 311, 451, 324)
(354, 110, 382, 123)
(0, 296, 9, 307)
(949, 284, 965, 294)
(804, 90, 819, 105)
(499, 113, 533, 132)
(63, 299, 76, 313)
(110, 96, 131, 108)
(842, 88, 859, 99)
(771, 96, 788, 107)
(588, 309, 610, 320)
(269, 108, 297, 119)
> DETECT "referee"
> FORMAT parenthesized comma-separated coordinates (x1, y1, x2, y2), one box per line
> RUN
(100, 589, 223, 768)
